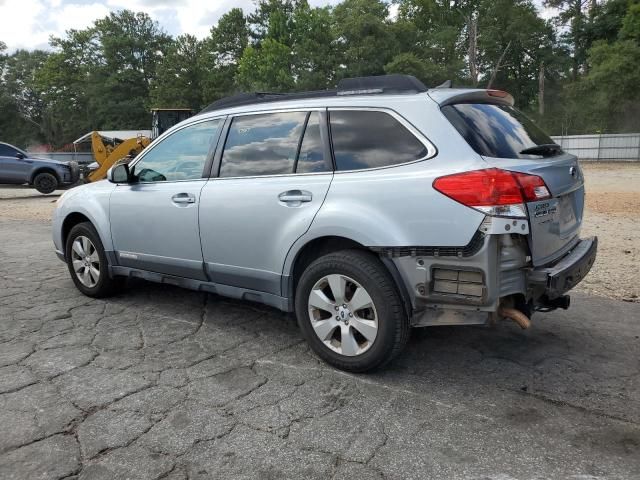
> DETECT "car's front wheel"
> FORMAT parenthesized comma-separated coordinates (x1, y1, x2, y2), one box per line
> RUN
(33, 172, 59, 194)
(65, 222, 123, 297)
(295, 250, 409, 372)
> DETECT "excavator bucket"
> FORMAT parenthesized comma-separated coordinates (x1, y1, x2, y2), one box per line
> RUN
(87, 132, 151, 182)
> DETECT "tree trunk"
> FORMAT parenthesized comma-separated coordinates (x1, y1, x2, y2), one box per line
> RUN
(538, 61, 545, 116)
(468, 14, 478, 87)
(487, 40, 511, 89)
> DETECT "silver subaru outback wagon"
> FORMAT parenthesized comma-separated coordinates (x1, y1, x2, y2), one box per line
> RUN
(52, 75, 597, 372)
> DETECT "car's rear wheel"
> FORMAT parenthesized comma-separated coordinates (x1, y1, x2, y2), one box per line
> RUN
(295, 250, 409, 372)
(65, 222, 123, 297)
(33, 172, 58, 194)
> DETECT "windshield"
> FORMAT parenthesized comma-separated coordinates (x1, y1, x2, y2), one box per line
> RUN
(442, 103, 561, 159)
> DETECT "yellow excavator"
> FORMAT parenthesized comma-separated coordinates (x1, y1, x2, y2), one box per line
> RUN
(85, 108, 192, 182)
(87, 132, 151, 182)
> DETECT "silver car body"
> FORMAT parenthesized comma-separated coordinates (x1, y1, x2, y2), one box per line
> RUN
(52, 87, 595, 326)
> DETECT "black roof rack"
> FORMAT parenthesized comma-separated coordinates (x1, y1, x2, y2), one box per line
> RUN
(199, 74, 427, 114)
(337, 74, 427, 95)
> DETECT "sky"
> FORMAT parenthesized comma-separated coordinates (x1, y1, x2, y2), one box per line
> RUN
(0, 0, 552, 53)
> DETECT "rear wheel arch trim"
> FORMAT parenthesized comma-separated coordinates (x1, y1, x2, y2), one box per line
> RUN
(284, 235, 412, 318)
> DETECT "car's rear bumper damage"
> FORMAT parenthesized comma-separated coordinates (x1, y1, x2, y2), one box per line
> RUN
(528, 236, 597, 299)
(388, 232, 597, 327)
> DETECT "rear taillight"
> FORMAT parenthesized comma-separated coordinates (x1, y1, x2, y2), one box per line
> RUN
(433, 168, 550, 218)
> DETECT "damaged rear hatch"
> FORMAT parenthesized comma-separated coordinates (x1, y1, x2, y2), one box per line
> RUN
(440, 97, 584, 266)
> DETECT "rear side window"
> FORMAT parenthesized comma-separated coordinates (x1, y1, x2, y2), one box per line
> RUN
(441, 103, 559, 159)
(330, 110, 427, 171)
(220, 112, 307, 177)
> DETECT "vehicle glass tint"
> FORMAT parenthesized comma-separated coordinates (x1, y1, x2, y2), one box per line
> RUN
(441, 103, 560, 159)
(134, 119, 221, 182)
(220, 112, 307, 177)
(0, 145, 18, 157)
(296, 112, 327, 173)
(330, 110, 427, 171)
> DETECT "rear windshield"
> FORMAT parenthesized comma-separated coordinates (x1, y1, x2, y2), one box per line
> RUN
(442, 103, 560, 159)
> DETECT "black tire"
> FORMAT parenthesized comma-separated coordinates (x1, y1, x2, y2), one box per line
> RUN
(65, 222, 123, 298)
(295, 249, 410, 373)
(33, 172, 58, 194)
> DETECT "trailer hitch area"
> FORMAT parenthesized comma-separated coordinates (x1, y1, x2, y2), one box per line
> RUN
(536, 294, 571, 312)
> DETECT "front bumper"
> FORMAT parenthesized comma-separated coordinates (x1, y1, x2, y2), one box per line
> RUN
(529, 236, 597, 299)
(60, 162, 80, 185)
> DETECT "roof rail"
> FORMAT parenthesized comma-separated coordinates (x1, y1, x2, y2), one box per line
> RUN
(199, 74, 427, 114)
(337, 74, 427, 95)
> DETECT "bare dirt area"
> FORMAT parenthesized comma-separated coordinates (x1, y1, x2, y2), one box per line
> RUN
(577, 163, 640, 302)
(0, 162, 638, 301)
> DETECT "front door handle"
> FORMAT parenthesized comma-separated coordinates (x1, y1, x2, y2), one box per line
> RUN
(278, 190, 313, 203)
(171, 193, 196, 205)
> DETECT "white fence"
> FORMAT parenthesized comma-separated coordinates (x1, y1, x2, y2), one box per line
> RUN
(551, 133, 640, 162)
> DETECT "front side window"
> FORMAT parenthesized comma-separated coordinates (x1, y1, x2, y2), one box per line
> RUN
(330, 110, 428, 171)
(133, 119, 222, 182)
(0, 144, 18, 157)
(220, 112, 307, 178)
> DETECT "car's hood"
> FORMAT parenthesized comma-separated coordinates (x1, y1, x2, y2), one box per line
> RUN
(27, 155, 71, 165)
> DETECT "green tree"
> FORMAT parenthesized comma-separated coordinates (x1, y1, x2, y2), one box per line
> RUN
(620, 1, 640, 41)
(248, 0, 298, 45)
(0, 48, 50, 147)
(35, 10, 172, 146)
(395, 0, 469, 85)
(544, 0, 601, 80)
(236, 39, 294, 91)
(200, 8, 250, 103)
(564, 2, 640, 133)
(333, 0, 398, 78)
(92, 10, 172, 129)
(291, 2, 339, 90)
(384, 52, 430, 81)
(151, 35, 204, 110)
(476, 0, 556, 106)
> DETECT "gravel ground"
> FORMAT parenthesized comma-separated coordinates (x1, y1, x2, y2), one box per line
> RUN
(0, 219, 639, 479)
(575, 163, 640, 302)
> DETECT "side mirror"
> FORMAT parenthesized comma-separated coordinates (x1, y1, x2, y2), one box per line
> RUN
(15, 152, 25, 160)
(107, 163, 132, 183)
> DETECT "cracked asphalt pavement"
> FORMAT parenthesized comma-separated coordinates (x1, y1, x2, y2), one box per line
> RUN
(0, 218, 639, 480)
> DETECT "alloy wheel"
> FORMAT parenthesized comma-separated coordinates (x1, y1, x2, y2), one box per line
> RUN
(307, 274, 378, 356)
(71, 235, 100, 288)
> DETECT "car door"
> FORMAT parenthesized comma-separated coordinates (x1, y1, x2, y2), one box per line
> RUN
(199, 109, 333, 295)
(109, 118, 224, 280)
(0, 144, 30, 183)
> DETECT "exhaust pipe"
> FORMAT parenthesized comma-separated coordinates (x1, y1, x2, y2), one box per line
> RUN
(498, 307, 531, 329)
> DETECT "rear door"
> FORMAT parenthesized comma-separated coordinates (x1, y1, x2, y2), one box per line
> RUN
(442, 102, 584, 266)
(199, 109, 333, 295)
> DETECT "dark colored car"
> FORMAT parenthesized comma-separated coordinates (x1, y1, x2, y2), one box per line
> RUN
(0, 142, 80, 193)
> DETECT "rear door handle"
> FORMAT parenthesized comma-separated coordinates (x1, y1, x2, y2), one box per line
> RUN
(278, 190, 312, 203)
(171, 193, 196, 205)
